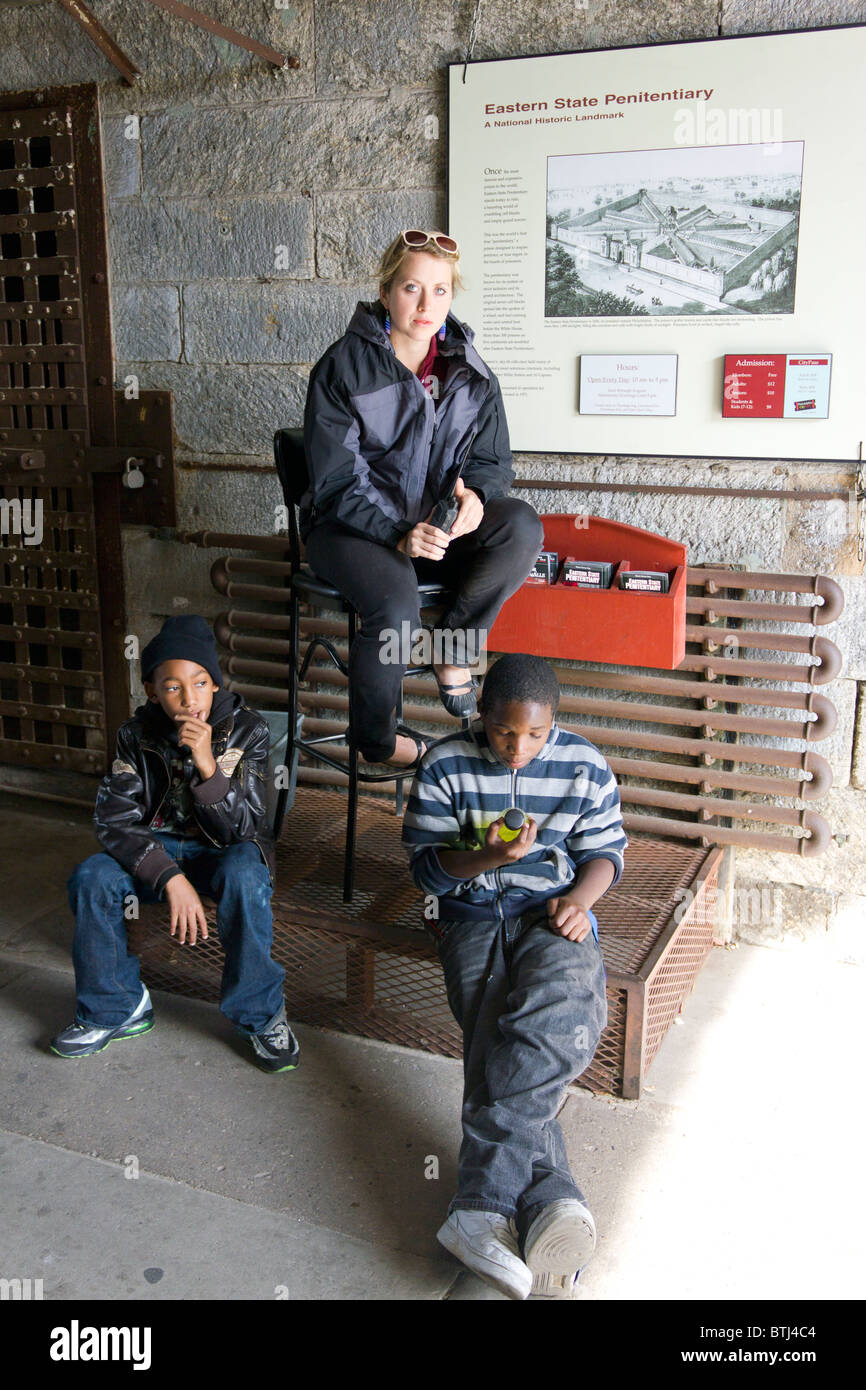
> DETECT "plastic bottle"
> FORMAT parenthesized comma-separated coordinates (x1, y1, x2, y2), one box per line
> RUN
(498, 808, 526, 842)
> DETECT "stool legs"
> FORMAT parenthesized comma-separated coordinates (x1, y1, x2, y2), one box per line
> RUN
(395, 681, 405, 818)
(344, 606, 359, 903)
(273, 590, 302, 842)
(280, 590, 443, 904)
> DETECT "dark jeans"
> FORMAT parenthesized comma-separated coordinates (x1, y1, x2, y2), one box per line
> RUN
(67, 834, 285, 1033)
(431, 908, 608, 1241)
(304, 496, 543, 761)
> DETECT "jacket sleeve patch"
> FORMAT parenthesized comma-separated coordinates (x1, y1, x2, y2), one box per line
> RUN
(217, 747, 244, 777)
(111, 758, 137, 776)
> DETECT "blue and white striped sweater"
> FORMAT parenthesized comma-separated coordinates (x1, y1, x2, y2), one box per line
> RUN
(402, 721, 627, 923)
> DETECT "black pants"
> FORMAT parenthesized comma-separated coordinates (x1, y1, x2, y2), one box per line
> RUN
(304, 497, 543, 760)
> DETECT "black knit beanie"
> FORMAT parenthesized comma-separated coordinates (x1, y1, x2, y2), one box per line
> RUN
(140, 615, 222, 687)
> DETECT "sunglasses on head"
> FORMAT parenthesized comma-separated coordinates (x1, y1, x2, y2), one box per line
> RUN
(400, 229, 459, 255)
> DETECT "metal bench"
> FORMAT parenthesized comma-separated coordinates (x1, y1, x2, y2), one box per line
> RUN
(128, 527, 843, 1097)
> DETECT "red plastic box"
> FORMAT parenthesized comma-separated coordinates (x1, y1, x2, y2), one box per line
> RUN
(488, 515, 686, 670)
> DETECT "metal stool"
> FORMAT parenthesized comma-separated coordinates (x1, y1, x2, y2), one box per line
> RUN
(272, 427, 456, 902)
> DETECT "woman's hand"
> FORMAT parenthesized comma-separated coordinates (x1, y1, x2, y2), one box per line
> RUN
(396, 520, 452, 560)
(448, 479, 484, 539)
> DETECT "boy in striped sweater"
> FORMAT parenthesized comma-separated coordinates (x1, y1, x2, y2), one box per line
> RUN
(402, 653, 626, 1300)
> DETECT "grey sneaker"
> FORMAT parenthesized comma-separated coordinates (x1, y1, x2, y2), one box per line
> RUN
(437, 1210, 532, 1300)
(50, 986, 154, 1058)
(523, 1199, 597, 1299)
(248, 1003, 300, 1073)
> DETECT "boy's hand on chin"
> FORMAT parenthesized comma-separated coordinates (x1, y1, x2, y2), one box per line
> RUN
(546, 895, 594, 942)
(164, 874, 209, 945)
(174, 711, 217, 780)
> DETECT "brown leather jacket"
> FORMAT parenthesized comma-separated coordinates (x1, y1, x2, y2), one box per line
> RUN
(93, 688, 276, 893)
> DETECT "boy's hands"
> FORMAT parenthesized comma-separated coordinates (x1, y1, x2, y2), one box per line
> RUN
(174, 710, 217, 781)
(546, 894, 594, 943)
(164, 874, 209, 945)
(548, 859, 615, 940)
(481, 815, 538, 867)
(434, 816, 538, 881)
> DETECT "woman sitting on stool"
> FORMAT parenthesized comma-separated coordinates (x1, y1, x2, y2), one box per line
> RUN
(300, 229, 543, 767)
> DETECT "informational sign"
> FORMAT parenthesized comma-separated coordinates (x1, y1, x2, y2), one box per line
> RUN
(580, 354, 678, 415)
(723, 353, 831, 418)
(448, 26, 866, 460)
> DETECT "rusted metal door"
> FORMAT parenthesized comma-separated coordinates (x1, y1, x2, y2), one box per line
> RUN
(0, 83, 129, 777)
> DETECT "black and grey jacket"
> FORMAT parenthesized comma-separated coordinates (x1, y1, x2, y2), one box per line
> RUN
(93, 688, 275, 893)
(300, 300, 515, 545)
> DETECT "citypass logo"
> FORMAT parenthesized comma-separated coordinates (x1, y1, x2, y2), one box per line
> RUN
(49, 1320, 152, 1372)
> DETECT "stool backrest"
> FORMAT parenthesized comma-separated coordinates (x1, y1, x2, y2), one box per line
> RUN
(273, 427, 307, 566)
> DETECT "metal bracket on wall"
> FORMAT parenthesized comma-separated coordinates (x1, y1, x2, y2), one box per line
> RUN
(113, 387, 176, 529)
(0, 390, 176, 526)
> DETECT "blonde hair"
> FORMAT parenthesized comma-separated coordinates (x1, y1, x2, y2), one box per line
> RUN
(377, 232, 463, 296)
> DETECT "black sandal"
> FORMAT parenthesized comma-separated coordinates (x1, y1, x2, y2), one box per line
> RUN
(434, 673, 478, 719)
(390, 723, 428, 770)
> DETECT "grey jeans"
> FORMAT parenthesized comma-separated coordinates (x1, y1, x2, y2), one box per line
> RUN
(431, 907, 608, 1242)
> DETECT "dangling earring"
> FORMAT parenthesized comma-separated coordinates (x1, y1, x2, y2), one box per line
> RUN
(384, 313, 391, 336)
(438, 322, 446, 340)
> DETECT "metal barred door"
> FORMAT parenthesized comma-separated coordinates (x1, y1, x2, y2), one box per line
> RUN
(0, 83, 128, 779)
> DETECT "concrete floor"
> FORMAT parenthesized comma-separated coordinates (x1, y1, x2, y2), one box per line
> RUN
(0, 793, 862, 1301)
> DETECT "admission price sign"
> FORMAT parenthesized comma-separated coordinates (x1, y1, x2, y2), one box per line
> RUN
(723, 353, 831, 418)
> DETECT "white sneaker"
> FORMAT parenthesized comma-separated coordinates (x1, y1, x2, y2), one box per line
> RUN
(523, 1199, 597, 1299)
(527, 1269, 581, 1300)
(50, 985, 154, 1058)
(437, 1210, 533, 1300)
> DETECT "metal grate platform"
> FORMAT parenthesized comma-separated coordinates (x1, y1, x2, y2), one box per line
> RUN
(128, 785, 722, 1097)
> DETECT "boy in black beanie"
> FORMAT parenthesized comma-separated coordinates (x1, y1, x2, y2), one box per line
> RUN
(51, 615, 299, 1073)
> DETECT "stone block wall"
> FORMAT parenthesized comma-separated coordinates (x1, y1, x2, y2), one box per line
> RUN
(1, 0, 864, 943)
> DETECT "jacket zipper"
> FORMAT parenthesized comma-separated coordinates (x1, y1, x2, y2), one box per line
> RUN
(493, 765, 519, 923)
(142, 741, 221, 848)
(380, 333, 480, 512)
(378, 341, 437, 514)
(144, 740, 273, 883)
(142, 744, 171, 829)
